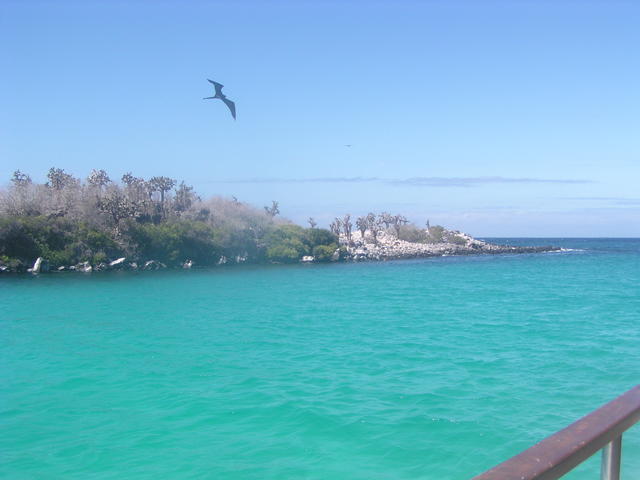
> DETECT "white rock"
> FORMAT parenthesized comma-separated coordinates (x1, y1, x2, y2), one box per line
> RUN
(144, 260, 164, 270)
(109, 257, 126, 267)
(31, 257, 43, 274)
(76, 261, 92, 273)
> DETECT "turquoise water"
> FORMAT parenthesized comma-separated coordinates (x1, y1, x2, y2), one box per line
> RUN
(1, 238, 639, 479)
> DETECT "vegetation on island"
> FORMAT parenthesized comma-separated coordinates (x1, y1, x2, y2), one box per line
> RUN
(0, 168, 341, 271)
(327, 213, 466, 246)
(0, 168, 468, 272)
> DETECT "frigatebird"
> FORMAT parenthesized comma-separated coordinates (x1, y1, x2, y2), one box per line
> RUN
(203, 79, 236, 120)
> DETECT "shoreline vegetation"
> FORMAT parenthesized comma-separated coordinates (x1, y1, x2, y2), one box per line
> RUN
(0, 168, 558, 274)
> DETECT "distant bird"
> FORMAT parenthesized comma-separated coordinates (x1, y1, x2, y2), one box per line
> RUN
(203, 79, 236, 120)
(344, 144, 353, 147)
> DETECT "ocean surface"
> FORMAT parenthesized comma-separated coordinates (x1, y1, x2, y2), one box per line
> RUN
(1, 238, 639, 479)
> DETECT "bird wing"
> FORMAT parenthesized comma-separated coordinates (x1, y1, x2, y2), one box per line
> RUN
(207, 79, 225, 96)
(221, 97, 236, 119)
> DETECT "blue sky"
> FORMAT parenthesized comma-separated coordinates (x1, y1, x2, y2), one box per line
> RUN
(1, 0, 638, 236)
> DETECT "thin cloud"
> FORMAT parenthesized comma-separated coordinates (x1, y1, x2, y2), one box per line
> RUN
(388, 177, 594, 187)
(208, 176, 593, 187)
(564, 196, 640, 206)
(616, 199, 640, 206)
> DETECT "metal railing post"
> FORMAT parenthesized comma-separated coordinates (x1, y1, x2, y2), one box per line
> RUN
(600, 435, 622, 480)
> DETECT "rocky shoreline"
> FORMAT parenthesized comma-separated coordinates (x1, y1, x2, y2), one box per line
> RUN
(0, 228, 560, 274)
(339, 229, 560, 262)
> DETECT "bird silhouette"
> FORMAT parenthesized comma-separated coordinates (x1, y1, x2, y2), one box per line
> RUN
(203, 79, 236, 120)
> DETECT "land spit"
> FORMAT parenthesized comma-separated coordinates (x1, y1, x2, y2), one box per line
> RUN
(338, 229, 559, 262)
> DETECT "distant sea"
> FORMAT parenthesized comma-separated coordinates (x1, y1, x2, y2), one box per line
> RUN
(1, 238, 639, 479)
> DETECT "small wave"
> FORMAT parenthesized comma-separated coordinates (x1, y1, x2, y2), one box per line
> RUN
(544, 248, 586, 254)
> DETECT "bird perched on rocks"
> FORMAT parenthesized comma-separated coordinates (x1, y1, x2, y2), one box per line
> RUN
(203, 79, 236, 120)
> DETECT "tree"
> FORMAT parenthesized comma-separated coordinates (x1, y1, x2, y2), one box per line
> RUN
(44, 168, 80, 218)
(3, 171, 38, 217)
(342, 214, 353, 243)
(122, 173, 146, 202)
(120, 172, 150, 218)
(149, 176, 176, 218)
(11, 170, 32, 187)
(87, 169, 111, 190)
(329, 218, 342, 236)
(356, 216, 367, 240)
(174, 181, 197, 215)
(46, 167, 77, 191)
(308, 217, 317, 229)
(391, 214, 409, 238)
(122, 172, 142, 190)
(379, 212, 393, 230)
(366, 212, 380, 244)
(264, 200, 280, 218)
(97, 191, 137, 230)
(6, 171, 35, 216)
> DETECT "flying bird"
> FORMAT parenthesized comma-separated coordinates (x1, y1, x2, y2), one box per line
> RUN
(203, 79, 236, 120)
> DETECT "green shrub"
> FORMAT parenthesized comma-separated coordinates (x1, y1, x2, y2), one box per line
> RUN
(92, 251, 109, 264)
(124, 219, 220, 265)
(425, 225, 445, 243)
(449, 235, 467, 245)
(84, 228, 118, 253)
(306, 228, 337, 248)
(0, 216, 41, 260)
(398, 224, 428, 243)
(264, 225, 310, 262)
(46, 246, 80, 267)
(266, 243, 304, 263)
(312, 244, 336, 262)
(0, 215, 129, 266)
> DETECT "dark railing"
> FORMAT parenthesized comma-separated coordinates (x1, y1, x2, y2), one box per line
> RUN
(472, 385, 640, 480)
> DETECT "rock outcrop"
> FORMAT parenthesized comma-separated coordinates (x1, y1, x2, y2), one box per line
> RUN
(339, 229, 558, 261)
(75, 261, 93, 273)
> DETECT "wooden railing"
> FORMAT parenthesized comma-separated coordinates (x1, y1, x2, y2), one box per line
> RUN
(472, 385, 640, 480)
